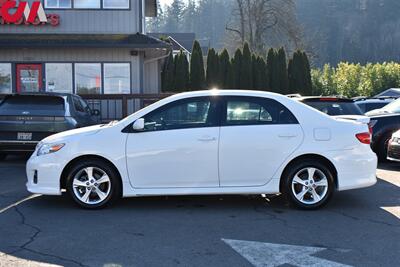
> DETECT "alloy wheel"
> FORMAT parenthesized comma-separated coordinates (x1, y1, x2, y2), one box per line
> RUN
(72, 167, 111, 205)
(291, 167, 329, 205)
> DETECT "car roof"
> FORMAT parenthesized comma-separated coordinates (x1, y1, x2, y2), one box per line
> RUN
(165, 89, 288, 99)
(5, 92, 74, 97)
(296, 96, 354, 102)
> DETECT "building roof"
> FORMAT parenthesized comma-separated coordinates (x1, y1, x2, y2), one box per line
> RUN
(0, 34, 170, 49)
(148, 33, 196, 53)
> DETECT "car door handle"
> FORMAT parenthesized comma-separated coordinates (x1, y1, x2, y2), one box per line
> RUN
(278, 134, 298, 138)
(198, 136, 217, 142)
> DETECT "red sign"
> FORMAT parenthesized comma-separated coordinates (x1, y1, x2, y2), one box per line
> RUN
(0, 0, 60, 26)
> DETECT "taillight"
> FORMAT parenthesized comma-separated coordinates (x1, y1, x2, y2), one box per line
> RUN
(356, 132, 371, 144)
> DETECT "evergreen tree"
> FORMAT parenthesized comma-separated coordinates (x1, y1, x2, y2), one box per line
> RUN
(232, 48, 242, 88)
(252, 54, 259, 90)
(288, 50, 313, 95)
(277, 47, 289, 94)
(253, 55, 268, 90)
(206, 48, 219, 88)
(190, 40, 206, 90)
(302, 51, 313, 95)
(267, 48, 278, 92)
(174, 51, 190, 92)
(226, 59, 235, 89)
(162, 52, 175, 92)
(218, 49, 230, 88)
(240, 43, 253, 89)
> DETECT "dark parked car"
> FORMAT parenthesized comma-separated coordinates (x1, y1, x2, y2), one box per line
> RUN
(354, 97, 395, 113)
(296, 96, 400, 161)
(369, 113, 400, 161)
(296, 97, 364, 116)
(366, 98, 400, 116)
(387, 130, 400, 162)
(0, 93, 99, 159)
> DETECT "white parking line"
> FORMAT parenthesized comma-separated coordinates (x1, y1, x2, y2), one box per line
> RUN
(0, 194, 41, 214)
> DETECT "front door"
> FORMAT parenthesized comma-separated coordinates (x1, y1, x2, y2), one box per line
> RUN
(126, 97, 220, 188)
(16, 64, 43, 93)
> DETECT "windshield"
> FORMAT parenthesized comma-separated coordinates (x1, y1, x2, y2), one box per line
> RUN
(381, 99, 400, 113)
(302, 101, 363, 116)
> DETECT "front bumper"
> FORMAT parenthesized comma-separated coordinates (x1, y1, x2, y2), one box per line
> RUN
(387, 141, 400, 162)
(327, 147, 378, 191)
(26, 152, 64, 195)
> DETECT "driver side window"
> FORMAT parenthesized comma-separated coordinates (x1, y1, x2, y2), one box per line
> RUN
(143, 98, 214, 132)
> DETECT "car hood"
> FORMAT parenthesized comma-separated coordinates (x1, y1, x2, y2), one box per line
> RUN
(41, 124, 104, 143)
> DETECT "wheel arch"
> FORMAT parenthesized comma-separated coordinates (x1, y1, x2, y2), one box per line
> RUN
(60, 154, 123, 194)
(279, 153, 338, 192)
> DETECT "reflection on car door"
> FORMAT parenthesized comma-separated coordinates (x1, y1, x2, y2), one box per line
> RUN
(126, 97, 220, 188)
(219, 96, 303, 187)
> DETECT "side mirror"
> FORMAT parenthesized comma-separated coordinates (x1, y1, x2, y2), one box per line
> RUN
(132, 118, 145, 131)
(91, 109, 100, 116)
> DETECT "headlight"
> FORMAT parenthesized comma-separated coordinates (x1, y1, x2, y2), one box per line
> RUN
(37, 143, 65, 156)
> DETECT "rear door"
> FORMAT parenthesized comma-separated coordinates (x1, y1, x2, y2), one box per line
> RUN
(219, 96, 303, 187)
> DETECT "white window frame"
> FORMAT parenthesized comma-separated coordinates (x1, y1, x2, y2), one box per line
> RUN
(45, 0, 72, 9)
(103, 63, 131, 94)
(0, 63, 12, 94)
(45, 63, 73, 93)
(73, 0, 101, 9)
(102, 0, 130, 9)
(74, 63, 102, 95)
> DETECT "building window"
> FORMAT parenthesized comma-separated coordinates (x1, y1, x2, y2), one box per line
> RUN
(104, 63, 131, 94)
(75, 63, 102, 95)
(74, 0, 100, 9)
(45, 0, 72, 8)
(103, 0, 129, 9)
(0, 63, 12, 94)
(45, 63, 73, 93)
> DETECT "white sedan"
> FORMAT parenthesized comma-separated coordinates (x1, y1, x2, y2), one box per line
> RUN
(26, 90, 377, 209)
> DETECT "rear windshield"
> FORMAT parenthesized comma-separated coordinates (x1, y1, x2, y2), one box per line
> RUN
(302, 100, 363, 116)
(0, 95, 65, 116)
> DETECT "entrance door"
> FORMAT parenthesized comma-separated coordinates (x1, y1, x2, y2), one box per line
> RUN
(16, 64, 43, 93)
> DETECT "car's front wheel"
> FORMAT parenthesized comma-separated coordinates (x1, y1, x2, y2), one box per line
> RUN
(66, 159, 121, 209)
(283, 160, 335, 210)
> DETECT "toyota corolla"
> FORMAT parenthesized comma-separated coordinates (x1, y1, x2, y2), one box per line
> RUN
(26, 90, 377, 209)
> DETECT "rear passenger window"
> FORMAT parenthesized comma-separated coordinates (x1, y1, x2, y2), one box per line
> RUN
(224, 97, 298, 125)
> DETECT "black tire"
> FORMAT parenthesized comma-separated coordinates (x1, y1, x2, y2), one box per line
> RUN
(66, 159, 121, 209)
(282, 160, 335, 210)
(377, 133, 392, 162)
(0, 153, 6, 161)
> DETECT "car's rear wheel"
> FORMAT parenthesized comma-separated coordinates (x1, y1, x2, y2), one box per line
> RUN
(283, 161, 335, 210)
(66, 159, 121, 209)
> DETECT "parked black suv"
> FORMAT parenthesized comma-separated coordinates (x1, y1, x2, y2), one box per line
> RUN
(0, 93, 99, 159)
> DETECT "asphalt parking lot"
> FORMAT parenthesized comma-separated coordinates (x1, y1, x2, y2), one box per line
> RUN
(0, 155, 399, 267)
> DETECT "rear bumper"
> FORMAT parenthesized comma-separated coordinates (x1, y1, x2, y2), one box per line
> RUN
(326, 147, 378, 191)
(0, 140, 38, 152)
